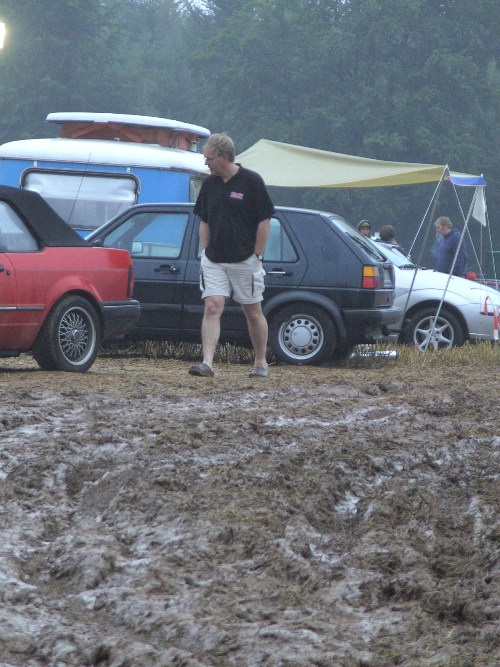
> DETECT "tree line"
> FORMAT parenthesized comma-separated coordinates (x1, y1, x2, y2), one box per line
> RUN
(0, 0, 499, 267)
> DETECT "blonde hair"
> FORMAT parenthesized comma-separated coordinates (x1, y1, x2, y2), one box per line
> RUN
(435, 216, 452, 230)
(204, 133, 235, 162)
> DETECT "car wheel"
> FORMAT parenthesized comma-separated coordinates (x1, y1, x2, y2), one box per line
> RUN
(269, 304, 336, 365)
(404, 307, 465, 351)
(32, 296, 101, 372)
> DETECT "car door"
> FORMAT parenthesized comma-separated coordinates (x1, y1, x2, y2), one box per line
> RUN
(0, 253, 16, 345)
(101, 206, 193, 335)
(261, 212, 308, 296)
(0, 199, 44, 348)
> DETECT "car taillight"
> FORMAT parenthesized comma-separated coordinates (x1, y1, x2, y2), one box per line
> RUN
(127, 265, 135, 297)
(362, 265, 381, 289)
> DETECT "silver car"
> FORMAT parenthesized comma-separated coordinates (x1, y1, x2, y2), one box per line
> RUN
(377, 243, 500, 350)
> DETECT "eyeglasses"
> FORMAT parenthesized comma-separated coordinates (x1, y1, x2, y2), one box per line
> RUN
(204, 154, 218, 163)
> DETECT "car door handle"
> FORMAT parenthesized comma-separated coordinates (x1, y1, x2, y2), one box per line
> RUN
(267, 268, 292, 276)
(154, 264, 180, 274)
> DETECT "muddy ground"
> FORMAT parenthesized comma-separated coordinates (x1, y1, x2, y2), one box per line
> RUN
(0, 351, 498, 667)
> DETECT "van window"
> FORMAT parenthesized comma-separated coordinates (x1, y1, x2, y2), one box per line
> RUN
(23, 171, 138, 231)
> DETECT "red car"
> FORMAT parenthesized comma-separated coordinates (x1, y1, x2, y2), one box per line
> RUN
(0, 185, 140, 371)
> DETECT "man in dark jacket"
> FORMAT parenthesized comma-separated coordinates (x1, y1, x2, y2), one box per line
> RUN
(434, 216, 467, 277)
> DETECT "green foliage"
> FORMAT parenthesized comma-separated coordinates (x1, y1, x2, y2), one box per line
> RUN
(0, 0, 499, 257)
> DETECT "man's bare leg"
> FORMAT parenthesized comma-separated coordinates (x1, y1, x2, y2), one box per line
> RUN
(201, 295, 226, 368)
(241, 302, 268, 368)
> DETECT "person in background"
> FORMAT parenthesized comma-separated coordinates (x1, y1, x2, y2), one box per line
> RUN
(189, 133, 275, 378)
(378, 224, 399, 246)
(357, 220, 372, 237)
(434, 216, 467, 277)
(376, 224, 406, 254)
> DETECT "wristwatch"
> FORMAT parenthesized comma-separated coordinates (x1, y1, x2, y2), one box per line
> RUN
(255, 253, 263, 261)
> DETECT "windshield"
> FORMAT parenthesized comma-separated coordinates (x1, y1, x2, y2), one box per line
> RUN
(369, 241, 417, 268)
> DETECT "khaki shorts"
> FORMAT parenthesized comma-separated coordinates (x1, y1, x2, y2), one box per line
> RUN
(200, 253, 266, 304)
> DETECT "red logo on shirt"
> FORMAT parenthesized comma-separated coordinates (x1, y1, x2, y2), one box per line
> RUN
(230, 191, 244, 200)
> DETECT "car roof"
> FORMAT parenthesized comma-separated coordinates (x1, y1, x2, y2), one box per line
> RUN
(109, 201, 341, 218)
(0, 185, 89, 247)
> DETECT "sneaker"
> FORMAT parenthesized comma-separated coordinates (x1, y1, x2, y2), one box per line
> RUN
(188, 362, 214, 377)
(249, 366, 269, 378)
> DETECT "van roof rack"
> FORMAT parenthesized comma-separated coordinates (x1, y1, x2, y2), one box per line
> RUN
(46, 112, 210, 151)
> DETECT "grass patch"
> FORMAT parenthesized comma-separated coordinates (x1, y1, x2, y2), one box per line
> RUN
(101, 340, 255, 364)
(102, 340, 500, 369)
(348, 341, 500, 369)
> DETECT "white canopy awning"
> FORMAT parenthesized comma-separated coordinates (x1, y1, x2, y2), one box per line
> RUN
(236, 139, 486, 188)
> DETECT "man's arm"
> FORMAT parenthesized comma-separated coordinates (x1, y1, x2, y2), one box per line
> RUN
(199, 220, 210, 251)
(255, 218, 270, 257)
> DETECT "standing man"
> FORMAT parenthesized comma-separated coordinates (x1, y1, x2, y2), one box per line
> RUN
(189, 133, 275, 378)
(434, 216, 467, 277)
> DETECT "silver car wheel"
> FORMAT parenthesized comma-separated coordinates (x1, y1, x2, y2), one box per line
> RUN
(409, 308, 466, 351)
(279, 314, 324, 360)
(269, 304, 337, 365)
(57, 305, 98, 366)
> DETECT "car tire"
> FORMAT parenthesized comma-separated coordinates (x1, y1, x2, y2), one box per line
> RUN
(32, 296, 101, 372)
(269, 304, 336, 365)
(403, 307, 465, 351)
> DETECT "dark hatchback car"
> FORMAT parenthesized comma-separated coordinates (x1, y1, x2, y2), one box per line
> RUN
(87, 203, 401, 364)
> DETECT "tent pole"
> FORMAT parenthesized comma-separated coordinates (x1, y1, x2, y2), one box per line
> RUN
(448, 181, 484, 277)
(447, 176, 494, 280)
(397, 167, 449, 344)
(408, 167, 448, 262)
(475, 181, 499, 283)
(423, 174, 474, 350)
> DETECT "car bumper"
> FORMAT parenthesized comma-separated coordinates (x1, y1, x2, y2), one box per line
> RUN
(343, 306, 402, 341)
(99, 300, 141, 341)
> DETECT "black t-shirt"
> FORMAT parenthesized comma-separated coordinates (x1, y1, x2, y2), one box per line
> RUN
(194, 165, 275, 263)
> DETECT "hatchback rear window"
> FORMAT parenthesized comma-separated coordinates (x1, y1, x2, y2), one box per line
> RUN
(328, 215, 387, 261)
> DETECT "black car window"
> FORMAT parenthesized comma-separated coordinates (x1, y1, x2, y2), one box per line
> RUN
(195, 216, 297, 262)
(103, 212, 189, 258)
(265, 217, 297, 262)
(328, 215, 387, 261)
(0, 201, 39, 252)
